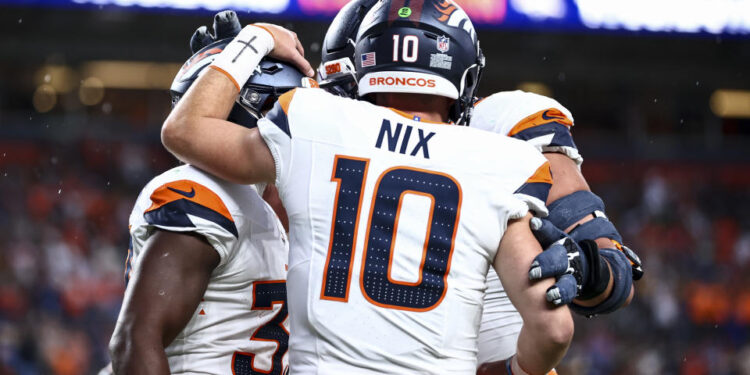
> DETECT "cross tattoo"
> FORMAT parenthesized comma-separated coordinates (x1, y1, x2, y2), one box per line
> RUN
(232, 36, 258, 63)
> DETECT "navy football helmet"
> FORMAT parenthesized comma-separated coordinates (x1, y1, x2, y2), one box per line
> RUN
(354, 0, 484, 124)
(318, 0, 380, 98)
(170, 38, 313, 128)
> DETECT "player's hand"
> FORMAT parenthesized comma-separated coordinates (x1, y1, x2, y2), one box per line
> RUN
(188, 12, 314, 78)
(190, 10, 243, 53)
(254, 23, 315, 77)
(528, 217, 590, 306)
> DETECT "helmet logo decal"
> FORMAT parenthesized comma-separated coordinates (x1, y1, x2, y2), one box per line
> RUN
(434, 0, 477, 43)
(388, 0, 424, 23)
(437, 35, 450, 52)
(177, 47, 223, 80)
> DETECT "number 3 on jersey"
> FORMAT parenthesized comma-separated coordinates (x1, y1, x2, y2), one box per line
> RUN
(232, 281, 288, 375)
(321, 155, 462, 311)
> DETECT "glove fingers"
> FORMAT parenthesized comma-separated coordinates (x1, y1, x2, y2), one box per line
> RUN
(529, 244, 570, 280)
(213, 10, 242, 40)
(546, 274, 578, 306)
(530, 217, 567, 248)
(190, 25, 214, 53)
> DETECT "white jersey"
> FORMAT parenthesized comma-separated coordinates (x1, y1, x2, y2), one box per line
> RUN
(472, 90, 578, 363)
(472, 90, 581, 165)
(257, 88, 552, 374)
(125, 165, 289, 375)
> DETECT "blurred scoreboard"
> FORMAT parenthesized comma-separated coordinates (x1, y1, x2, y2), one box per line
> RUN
(4, 0, 750, 35)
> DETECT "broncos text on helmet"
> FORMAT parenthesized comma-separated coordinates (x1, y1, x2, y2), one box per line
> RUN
(354, 0, 485, 124)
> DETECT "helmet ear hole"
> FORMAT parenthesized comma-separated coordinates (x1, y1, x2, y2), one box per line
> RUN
(465, 74, 474, 91)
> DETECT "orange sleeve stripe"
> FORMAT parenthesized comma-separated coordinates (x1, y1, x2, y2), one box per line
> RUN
(209, 65, 241, 92)
(526, 162, 553, 184)
(507, 108, 573, 137)
(145, 180, 234, 223)
(277, 89, 297, 115)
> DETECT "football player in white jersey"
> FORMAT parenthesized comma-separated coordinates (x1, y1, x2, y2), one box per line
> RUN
(108, 15, 312, 375)
(312, 0, 644, 371)
(161, 1, 574, 374)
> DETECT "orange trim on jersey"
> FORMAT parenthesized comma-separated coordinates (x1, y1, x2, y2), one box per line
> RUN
(359, 165, 463, 313)
(232, 350, 280, 375)
(507, 108, 573, 137)
(526, 162, 553, 185)
(277, 89, 297, 116)
(320, 155, 371, 303)
(388, 108, 450, 125)
(145, 180, 234, 223)
(385, 190, 436, 287)
(209, 65, 241, 92)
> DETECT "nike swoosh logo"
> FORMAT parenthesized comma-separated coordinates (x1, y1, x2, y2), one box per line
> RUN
(542, 110, 565, 121)
(167, 186, 196, 198)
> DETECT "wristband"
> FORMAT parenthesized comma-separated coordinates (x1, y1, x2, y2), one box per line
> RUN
(209, 24, 274, 91)
(577, 239, 611, 300)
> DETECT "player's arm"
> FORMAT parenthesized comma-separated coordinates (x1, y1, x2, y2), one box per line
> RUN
(541, 153, 639, 313)
(492, 214, 574, 375)
(161, 23, 311, 185)
(109, 230, 219, 375)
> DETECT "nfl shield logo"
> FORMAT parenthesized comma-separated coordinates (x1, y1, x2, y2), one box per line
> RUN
(437, 36, 450, 53)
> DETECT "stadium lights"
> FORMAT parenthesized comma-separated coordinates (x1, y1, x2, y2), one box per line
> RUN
(79, 77, 106, 106)
(70, 0, 290, 13)
(710, 90, 750, 119)
(81, 61, 182, 90)
(575, 0, 750, 34)
(32, 84, 57, 113)
(517, 82, 552, 98)
(35, 65, 77, 94)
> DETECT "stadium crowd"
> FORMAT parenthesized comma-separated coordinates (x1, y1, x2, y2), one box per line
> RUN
(0, 138, 748, 374)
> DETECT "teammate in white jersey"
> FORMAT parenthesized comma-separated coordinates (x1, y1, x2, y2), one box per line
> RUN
(161, 2, 574, 374)
(312, 1, 644, 371)
(108, 17, 311, 374)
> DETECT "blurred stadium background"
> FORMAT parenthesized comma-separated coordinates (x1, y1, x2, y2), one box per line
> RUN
(1, 0, 749, 374)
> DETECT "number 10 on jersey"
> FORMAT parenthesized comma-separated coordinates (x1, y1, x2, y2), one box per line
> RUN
(320, 155, 462, 312)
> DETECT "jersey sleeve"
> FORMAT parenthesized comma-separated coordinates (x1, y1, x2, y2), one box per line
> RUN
(513, 161, 552, 217)
(142, 179, 240, 266)
(257, 89, 296, 190)
(472, 91, 583, 165)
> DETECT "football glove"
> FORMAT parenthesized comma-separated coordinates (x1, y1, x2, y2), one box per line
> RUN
(190, 10, 243, 54)
(529, 218, 611, 306)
